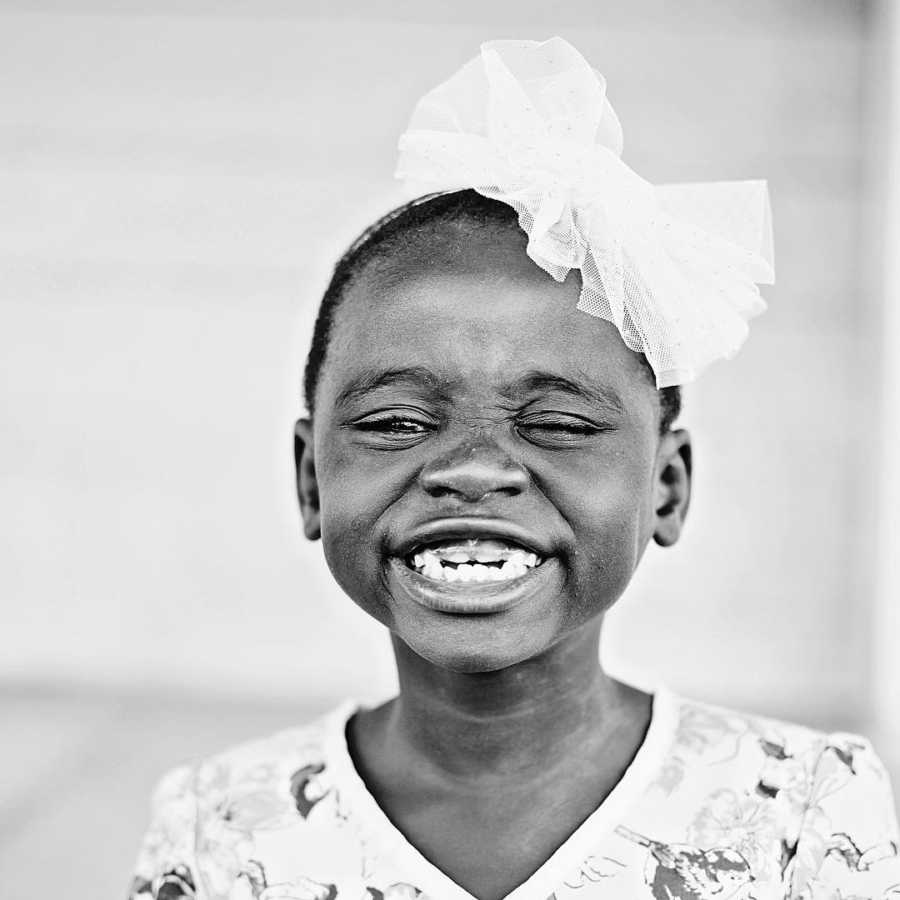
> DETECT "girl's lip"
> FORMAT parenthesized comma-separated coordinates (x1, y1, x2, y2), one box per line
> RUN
(387, 555, 560, 615)
(396, 517, 551, 558)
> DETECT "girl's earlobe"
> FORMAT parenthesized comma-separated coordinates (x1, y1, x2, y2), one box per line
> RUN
(653, 429, 692, 548)
(294, 419, 321, 541)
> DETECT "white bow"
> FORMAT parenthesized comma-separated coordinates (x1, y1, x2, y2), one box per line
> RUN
(396, 37, 775, 387)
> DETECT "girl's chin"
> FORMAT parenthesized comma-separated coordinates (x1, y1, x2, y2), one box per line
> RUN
(394, 629, 560, 675)
(382, 556, 570, 673)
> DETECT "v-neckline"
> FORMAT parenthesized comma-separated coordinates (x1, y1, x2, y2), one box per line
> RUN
(322, 686, 679, 900)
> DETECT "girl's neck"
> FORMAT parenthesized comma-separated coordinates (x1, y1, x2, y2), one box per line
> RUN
(380, 620, 645, 783)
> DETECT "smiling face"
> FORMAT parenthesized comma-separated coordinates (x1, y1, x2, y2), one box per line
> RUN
(296, 223, 691, 673)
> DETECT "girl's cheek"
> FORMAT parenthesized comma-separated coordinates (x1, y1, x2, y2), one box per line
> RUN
(564, 464, 652, 559)
(320, 523, 391, 623)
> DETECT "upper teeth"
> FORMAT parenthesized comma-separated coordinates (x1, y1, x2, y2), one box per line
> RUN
(410, 540, 541, 584)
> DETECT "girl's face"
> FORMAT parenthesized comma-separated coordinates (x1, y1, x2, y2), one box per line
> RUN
(296, 227, 691, 673)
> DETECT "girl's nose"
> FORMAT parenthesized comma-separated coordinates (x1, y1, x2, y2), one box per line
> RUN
(418, 439, 529, 502)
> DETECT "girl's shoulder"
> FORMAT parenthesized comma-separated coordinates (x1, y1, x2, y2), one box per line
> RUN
(661, 687, 892, 797)
(664, 687, 862, 761)
(130, 702, 358, 899)
(146, 700, 357, 821)
(592, 691, 900, 900)
(660, 689, 898, 840)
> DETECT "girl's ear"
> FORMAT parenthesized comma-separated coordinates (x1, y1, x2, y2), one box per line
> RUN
(652, 428, 692, 547)
(294, 418, 321, 541)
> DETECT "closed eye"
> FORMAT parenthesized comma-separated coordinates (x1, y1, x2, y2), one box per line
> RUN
(516, 413, 613, 446)
(353, 415, 432, 434)
(524, 421, 599, 433)
(346, 410, 438, 448)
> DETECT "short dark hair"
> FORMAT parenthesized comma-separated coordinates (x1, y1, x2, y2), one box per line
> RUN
(303, 189, 681, 433)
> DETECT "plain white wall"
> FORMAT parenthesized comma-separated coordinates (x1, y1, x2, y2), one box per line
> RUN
(871, 0, 900, 761)
(0, 2, 882, 729)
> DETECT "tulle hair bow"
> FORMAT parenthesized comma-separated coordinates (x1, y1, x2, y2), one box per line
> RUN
(395, 37, 775, 387)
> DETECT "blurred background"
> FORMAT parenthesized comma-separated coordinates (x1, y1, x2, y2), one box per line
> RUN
(2, 0, 900, 895)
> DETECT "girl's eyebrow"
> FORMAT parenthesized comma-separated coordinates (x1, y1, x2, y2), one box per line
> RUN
(506, 371, 626, 413)
(334, 366, 451, 407)
(333, 367, 625, 412)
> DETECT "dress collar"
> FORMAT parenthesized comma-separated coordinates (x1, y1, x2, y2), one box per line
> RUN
(321, 685, 680, 900)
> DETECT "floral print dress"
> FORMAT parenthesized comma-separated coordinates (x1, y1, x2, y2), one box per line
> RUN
(128, 688, 900, 900)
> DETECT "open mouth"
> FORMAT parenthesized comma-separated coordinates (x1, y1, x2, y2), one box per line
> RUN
(406, 538, 543, 584)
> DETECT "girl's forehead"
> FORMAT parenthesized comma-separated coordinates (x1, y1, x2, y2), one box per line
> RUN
(323, 252, 651, 403)
(337, 228, 580, 343)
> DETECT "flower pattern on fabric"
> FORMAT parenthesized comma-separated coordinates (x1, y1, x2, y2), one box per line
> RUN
(562, 854, 627, 888)
(615, 825, 755, 900)
(688, 789, 779, 880)
(651, 705, 748, 795)
(364, 885, 430, 900)
(128, 694, 900, 900)
(290, 764, 330, 819)
(784, 734, 900, 900)
(233, 859, 337, 900)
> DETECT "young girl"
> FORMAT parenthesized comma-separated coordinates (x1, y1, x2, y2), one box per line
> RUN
(128, 39, 900, 900)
